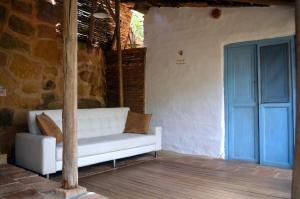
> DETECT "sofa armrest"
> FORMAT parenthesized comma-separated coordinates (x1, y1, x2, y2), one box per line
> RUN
(15, 133, 56, 175)
(149, 126, 162, 151)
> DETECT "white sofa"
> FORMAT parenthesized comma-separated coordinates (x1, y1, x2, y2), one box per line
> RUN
(15, 108, 162, 176)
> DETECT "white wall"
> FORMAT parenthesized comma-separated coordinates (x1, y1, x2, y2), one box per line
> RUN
(144, 6, 295, 158)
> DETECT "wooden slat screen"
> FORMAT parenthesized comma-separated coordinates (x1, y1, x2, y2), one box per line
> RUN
(106, 48, 146, 113)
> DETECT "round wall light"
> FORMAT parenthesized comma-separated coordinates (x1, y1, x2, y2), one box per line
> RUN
(211, 8, 222, 19)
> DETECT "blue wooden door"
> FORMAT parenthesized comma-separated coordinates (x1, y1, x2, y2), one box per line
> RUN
(225, 37, 295, 168)
(226, 45, 259, 163)
(258, 40, 294, 168)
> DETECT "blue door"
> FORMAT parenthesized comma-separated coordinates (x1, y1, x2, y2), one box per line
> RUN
(226, 44, 259, 163)
(225, 37, 295, 168)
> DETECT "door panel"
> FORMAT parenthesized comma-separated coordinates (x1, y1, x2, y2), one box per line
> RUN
(225, 37, 295, 169)
(227, 45, 258, 163)
(259, 106, 292, 167)
(259, 41, 294, 168)
(232, 107, 257, 161)
(260, 43, 289, 103)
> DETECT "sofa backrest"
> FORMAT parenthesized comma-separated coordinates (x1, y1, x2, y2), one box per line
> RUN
(28, 108, 130, 139)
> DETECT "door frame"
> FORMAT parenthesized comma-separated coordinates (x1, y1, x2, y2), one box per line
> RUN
(224, 36, 296, 166)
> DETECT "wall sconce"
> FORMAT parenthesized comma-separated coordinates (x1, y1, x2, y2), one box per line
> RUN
(211, 8, 222, 19)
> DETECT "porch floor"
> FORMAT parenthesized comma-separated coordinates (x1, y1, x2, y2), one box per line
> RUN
(0, 152, 292, 199)
(78, 152, 292, 199)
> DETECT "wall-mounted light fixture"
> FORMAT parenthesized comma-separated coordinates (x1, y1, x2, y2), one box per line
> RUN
(211, 8, 222, 19)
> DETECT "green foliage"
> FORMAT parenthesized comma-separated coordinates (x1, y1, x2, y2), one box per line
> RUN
(130, 10, 144, 42)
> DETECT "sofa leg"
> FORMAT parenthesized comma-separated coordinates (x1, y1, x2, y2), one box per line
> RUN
(113, 160, 116, 168)
(46, 174, 49, 179)
(154, 151, 158, 158)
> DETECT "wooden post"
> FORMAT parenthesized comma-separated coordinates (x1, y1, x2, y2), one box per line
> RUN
(62, 0, 78, 189)
(87, 0, 97, 51)
(293, 1, 300, 198)
(115, 0, 124, 107)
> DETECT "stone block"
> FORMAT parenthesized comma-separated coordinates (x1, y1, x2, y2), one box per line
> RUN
(36, 0, 62, 24)
(4, 93, 40, 109)
(0, 0, 10, 5)
(9, 15, 34, 37)
(42, 92, 57, 106)
(12, 0, 32, 15)
(21, 97, 41, 109)
(79, 71, 93, 83)
(90, 85, 101, 97)
(44, 66, 58, 76)
(9, 54, 41, 79)
(0, 4, 6, 22)
(0, 33, 30, 52)
(0, 108, 14, 129)
(0, 68, 18, 91)
(47, 101, 62, 109)
(37, 24, 56, 39)
(0, 51, 7, 67)
(78, 99, 102, 108)
(78, 83, 90, 97)
(13, 110, 27, 126)
(22, 82, 40, 94)
(42, 80, 56, 90)
(34, 40, 61, 65)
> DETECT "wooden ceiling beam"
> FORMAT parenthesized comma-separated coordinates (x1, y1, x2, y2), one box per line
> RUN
(121, 0, 294, 6)
(221, 0, 294, 5)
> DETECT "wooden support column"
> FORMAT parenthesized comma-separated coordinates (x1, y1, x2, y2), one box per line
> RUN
(115, 0, 124, 107)
(293, 1, 300, 198)
(62, 0, 78, 189)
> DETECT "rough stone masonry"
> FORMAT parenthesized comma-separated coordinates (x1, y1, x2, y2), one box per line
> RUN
(0, 0, 107, 160)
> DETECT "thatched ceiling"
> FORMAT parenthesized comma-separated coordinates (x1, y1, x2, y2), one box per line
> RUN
(49, 0, 294, 48)
(52, 0, 133, 49)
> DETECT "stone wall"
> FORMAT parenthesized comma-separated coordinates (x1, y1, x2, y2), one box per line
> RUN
(0, 0, 106, 160)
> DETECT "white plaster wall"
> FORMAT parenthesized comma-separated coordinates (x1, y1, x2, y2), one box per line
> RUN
(144, 6, 295, 158)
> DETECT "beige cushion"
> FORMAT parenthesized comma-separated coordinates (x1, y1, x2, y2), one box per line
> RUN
(124, 111, 152, 134)
(36, 113, 63, 143)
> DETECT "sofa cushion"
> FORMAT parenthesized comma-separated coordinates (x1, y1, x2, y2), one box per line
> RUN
(36, 113, 63, 143)
(124, 111, 152, 134)
(56, 133, 157, 161)
(28, 108, 129, 139)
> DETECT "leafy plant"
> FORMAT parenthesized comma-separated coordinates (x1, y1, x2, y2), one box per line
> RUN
(130, 10, 144, 43)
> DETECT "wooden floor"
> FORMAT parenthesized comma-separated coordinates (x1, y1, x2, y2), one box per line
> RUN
(78, 153, 292, 199)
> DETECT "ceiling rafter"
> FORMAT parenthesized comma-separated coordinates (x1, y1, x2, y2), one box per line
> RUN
(221, 0, 294, 5)
(121, 0, 294, 8)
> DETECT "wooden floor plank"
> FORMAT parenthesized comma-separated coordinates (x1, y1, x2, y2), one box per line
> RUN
(79, 154, 291, 199)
